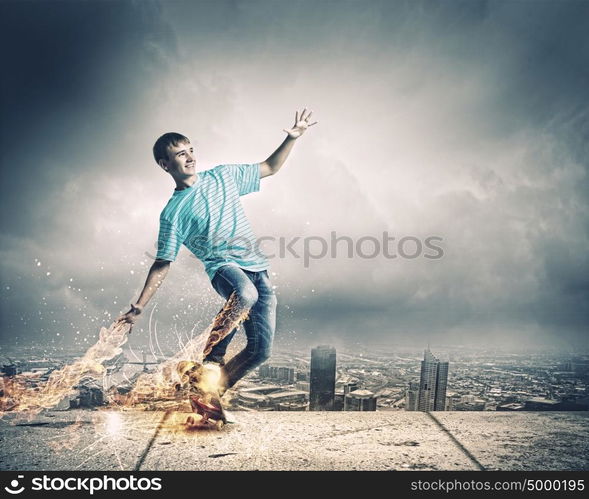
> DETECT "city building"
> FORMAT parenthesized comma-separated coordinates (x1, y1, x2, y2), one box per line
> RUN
(343, 382, 359, 395)
(453, 398, 486, 411)
(1, 359, 20, 376)
(524, 397, 561, 411)
(405, 382, 419, 411)
(342, 382, 358, 410)
(497, 403, 525, 411)
(296, 381, 310, 392)
(237, 387, 308, 410)
(238, 391, 270, 409)
(417, 348, 449, 411)
(258, 365, 272, 379)
(275, 401, 308, 411)
(259, 365, 296, 384)
(240, 385, 283, 395)
(309, 345, 336, 411)
(446, 395, 462, 411)
(334, 390, 345, 411)
(267, 390, 308, 407)
(345, 389, 377, 411)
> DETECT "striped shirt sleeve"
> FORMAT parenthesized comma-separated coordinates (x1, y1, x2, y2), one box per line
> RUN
(224, 163, 261, 196)
(155, 217, 184, 262)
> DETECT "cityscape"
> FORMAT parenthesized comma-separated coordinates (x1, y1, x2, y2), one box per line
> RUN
(1, 342, 588, 413)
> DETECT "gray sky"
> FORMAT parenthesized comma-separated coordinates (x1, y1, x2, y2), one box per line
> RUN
(1, 0, 588, 352)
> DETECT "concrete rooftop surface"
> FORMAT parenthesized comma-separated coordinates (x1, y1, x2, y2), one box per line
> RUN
(1, 410, 588, 471)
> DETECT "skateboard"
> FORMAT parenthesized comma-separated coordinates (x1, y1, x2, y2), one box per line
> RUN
(174, 292, 249, 430)
(176, 361, 227, 430)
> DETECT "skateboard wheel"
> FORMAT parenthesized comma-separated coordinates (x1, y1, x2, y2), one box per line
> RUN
(215, 420, 224, 431)
(186, 415, 196, 426)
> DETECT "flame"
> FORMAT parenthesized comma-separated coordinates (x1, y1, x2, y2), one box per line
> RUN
(1, 321, 130, 416)
(176, 361, 223, 408)
(0, 290, 251, 416)
(118, 291, 249, 409)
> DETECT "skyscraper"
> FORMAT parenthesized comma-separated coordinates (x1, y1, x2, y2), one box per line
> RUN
(405, 382, 419, 411)
(434, 359, 449, 411)
(309, 345, 336, 411)
(417, 348, 449, 412)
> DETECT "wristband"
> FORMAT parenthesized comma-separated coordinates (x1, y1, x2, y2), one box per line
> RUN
(130, 303, 143, 315)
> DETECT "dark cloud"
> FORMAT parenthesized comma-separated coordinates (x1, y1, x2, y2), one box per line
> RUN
(1, 0, 587, 350)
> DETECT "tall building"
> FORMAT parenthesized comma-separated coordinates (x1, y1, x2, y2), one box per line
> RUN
(345, 389, 377, 411)
(405, 382, 419, 411)
(309, 345, 336, 411)
(417, 348, 449, 412)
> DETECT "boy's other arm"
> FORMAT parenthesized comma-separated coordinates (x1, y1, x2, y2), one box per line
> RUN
(260, 108, 317, 178)
(116, 259, 171, 332)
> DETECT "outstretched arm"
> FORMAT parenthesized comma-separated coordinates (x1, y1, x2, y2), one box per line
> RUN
(260, 108, 317, 178)
(116, 259, 171, 333)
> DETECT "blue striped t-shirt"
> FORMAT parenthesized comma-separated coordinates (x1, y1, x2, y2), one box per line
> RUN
(155, 163, 269, 281)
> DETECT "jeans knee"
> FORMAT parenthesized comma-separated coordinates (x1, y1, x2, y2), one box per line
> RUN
(235, 285, 258, 309)
(245, 342, 272, 365)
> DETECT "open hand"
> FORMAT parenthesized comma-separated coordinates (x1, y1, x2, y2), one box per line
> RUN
(116, 304, 142, 334)
(283, 108, 317, 139)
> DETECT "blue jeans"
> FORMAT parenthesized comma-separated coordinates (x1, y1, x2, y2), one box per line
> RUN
(204, 265, 277, 390)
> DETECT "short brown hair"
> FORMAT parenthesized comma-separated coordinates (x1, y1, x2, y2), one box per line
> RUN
(153, 132, 190, 164)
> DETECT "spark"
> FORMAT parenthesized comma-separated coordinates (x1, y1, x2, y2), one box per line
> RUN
(153, 315, 165, 359)
(127, 343, 141, 363)
(104, 411, 123, 437)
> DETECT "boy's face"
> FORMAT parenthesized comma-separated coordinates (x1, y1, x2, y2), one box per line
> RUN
(160, 141, 196, 178)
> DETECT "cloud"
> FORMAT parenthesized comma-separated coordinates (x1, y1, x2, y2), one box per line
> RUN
(1, 0, 587, 350)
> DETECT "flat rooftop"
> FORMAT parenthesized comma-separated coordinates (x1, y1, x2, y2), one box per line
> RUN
(1, 410, 588, 471)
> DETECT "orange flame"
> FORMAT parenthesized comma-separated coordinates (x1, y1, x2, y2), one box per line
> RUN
(1, 321, 130, 416)
(1, 291, 251, 416)
(120, 292, 249, 409)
